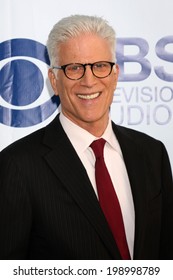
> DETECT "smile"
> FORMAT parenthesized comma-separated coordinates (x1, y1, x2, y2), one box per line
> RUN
(77, 92, 100, 100)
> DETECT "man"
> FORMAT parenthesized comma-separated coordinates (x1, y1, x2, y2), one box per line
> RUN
(0, 15, 173, 260)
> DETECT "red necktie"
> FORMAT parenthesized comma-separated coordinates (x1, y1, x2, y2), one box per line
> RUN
(90, 138, 130, 259)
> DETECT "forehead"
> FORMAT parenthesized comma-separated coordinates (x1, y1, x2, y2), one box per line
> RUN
(58, 34, 112, 64)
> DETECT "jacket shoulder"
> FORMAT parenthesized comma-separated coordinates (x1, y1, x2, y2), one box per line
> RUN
(113, 123, 161, 145)
(112, 122, 167, 158)
(0, 115, 60, 157)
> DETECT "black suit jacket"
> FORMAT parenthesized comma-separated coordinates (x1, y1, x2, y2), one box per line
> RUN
(0, 114, 173, 259)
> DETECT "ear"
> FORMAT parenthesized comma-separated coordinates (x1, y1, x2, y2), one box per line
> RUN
(113, 64, 119, 90)
(115, 64, 119, 79)
(48, 68, 59, 96)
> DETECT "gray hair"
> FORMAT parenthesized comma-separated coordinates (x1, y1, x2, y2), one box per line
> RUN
(47, 14, 116, 66)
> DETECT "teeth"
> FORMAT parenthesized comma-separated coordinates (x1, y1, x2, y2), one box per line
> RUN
(77, 93, 100, 100)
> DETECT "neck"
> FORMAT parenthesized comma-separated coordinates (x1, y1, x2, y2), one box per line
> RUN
(61, 112, 109, 137)
(79, 120, 108, 137)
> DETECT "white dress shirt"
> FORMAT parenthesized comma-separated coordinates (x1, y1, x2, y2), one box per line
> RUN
(59, 112, 135, 258)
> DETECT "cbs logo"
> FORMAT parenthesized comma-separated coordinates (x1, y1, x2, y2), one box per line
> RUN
(0, 38, 59, 127)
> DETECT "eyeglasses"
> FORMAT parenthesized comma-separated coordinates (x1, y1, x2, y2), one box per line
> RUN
(52, 61, 115, 80)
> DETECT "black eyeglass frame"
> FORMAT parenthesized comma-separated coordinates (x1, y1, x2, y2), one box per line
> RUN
(52, 61, 116, 80)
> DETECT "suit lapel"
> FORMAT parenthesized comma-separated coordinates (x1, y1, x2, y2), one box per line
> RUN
(112, 123, 148, 259)
(42, 116, 121, 259)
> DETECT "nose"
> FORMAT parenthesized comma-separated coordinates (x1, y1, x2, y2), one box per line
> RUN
(80, 65, 97, 87)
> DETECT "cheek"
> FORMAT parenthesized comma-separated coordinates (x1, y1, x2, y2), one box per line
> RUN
(109, 76, 118, 93)
(106, 78, 117, 95)
(104, 79, 116, 104)
(56, 80, 74, 105)
(55, 78, 68, 98)
(56, 73, 74, 93)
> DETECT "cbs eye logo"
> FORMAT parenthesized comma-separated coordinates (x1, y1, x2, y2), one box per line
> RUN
(0, 38, 60, 127)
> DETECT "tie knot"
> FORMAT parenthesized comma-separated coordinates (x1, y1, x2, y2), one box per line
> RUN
(90, 138, 106, 158)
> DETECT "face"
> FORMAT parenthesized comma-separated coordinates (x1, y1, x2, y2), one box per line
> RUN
(48, 33, 119, 136)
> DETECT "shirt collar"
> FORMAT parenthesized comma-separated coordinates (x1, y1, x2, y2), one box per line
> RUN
(59, 112, 122, 156)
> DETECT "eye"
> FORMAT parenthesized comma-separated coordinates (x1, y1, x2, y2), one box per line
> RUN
(94, 62, 108, 70)
(67, 64, 83, 72)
